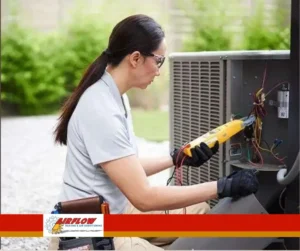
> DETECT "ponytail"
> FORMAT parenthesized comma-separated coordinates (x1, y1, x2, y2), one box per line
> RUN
(54, 14, 165, 146)
(54, 51, 109, 145)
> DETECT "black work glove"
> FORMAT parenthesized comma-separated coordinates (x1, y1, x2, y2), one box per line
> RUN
(217, 169, 259, 199)
(170, 141, 219, 167)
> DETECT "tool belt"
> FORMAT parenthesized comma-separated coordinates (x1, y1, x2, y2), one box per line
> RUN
(52, 195, 114, 250)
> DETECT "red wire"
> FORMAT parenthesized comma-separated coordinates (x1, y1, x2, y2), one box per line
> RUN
(178, 156, 187, 214)
(252, 140, 264, 167)
(174, 147, 188, 214)
(179, 156, 187, 214)
(265, 81, 289, 97)
(262, 64, 267, 89)
(178, 156, 187, 186)
(175, 146, 186, 185)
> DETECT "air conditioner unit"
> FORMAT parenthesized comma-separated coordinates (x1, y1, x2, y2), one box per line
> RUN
(169, 50, 291, 207)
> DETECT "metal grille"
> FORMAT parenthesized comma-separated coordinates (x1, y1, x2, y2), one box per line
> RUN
(170, 57, 225, 207)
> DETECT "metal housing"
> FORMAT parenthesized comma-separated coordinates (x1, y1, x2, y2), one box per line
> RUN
(169, 50, 291, 206)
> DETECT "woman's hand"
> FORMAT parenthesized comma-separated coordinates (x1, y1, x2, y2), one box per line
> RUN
(170, 141, 219, 167)
(217, 169, 259, 199)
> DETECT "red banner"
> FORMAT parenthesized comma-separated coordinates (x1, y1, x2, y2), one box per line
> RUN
(103, 214, 300, 231)
(1, 214, 300, 237)
(0, 214, 43, 231)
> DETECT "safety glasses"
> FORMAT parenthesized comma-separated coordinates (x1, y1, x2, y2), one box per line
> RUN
(149, 53, 165, 68)
(142, 52, 165, 68)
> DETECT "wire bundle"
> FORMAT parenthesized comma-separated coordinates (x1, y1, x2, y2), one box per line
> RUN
(165, 144, 187, 214)
(247, 65, 288, 166)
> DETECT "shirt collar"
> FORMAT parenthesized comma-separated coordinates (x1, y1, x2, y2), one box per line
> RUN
(101, 70, 127, 117)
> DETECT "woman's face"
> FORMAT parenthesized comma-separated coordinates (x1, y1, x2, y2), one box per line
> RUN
(131, 38, 167, 89)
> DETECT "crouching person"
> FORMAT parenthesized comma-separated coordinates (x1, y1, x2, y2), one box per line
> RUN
(49, 14, 259, 251)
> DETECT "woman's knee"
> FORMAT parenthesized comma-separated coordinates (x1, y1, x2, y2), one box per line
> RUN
(187, 201, 210, 214)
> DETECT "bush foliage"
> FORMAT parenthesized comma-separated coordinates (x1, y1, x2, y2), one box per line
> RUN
(1, 13, 112, 115)
(182, 0, 290, 52)
(1, 0, 290, 115)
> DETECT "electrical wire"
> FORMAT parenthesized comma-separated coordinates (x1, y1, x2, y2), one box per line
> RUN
(179, 156, 187, 214)
(262, 140, 271, 150)
(265, 81, 290, 97)
(261, 62, 268, 89)
(247, 140, 264, 167)
(247, 85, 266, 166)
(165, 145, 187, 214)
(279, 187, 286, 212)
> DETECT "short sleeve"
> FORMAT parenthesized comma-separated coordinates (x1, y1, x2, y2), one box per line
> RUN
(79, 103, 136, 166)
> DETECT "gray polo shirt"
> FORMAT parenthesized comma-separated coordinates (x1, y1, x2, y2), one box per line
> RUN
(58, 71, 138, 214)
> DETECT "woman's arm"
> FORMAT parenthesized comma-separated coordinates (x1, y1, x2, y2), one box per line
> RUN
(139, 142, 220, 177)
(139, 156, 173, 176)
(100, 154, 217, 212)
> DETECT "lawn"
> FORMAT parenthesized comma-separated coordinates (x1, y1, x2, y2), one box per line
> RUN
(131, 109, 169, 142)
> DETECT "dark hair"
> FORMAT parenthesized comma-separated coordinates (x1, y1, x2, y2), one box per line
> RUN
(54, 14, 165, 145)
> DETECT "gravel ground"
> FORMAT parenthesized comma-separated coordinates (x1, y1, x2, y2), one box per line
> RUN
(1, 115, 171, 250)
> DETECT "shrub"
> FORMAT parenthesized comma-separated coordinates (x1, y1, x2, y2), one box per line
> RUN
(1, 1, 170, 115)
(1, 15, 112, 115)
(56, 14, 113, 96)
(242, 0, 290, 50)
(180, 0, 290, 52)
(180, 0, 242, 52)
(1, 23, 66, 115)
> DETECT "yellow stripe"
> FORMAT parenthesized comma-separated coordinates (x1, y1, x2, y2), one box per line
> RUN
(104, 231, 300, 238)
(0, 231, 43, 237)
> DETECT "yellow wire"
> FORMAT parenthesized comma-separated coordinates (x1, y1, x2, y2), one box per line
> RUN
(256, 88, 263, 97)
(254, 117, 262, 146)
(256, 141, 272, 153)
(255, 134, 286, 162)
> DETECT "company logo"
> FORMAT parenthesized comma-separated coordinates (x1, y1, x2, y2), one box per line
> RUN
(43, 214, 104, 237)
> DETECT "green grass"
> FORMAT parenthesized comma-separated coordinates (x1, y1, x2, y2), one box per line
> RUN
(131, 109, 169, 142)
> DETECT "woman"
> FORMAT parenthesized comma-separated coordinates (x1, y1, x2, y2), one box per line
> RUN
(50, 14, 258, 250)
